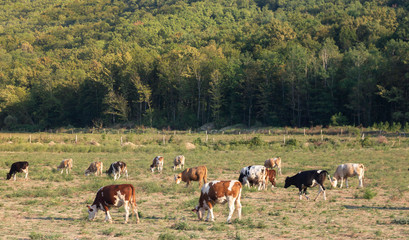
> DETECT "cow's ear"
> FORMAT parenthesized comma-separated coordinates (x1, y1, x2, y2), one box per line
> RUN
(192, 208, 197, 212)
(87, 205, 91, 210)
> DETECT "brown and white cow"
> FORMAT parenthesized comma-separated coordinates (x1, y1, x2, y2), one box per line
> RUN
(106, 161, 128, 180)
(192, 180, 242, 223)
(7, 161, 29, 181)
(264, 157, 282, 175)
(85, 161, 103, 176)
(330, 163, 365, 188)
(87, 184, 140, 224)
(265, 169, 277, 189)
(57, 158, 73, 174)
(173, 155, 185, 171)
(174, 165, 208, 188)
(150, 156, 164, 173)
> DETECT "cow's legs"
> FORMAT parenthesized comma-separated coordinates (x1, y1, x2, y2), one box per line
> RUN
(339, 178, 344, 188)
(125, 170, 128, 180)
(278, 167, 282, 175)
(235, 195, 242, 220)
(132, 202, 140, 223)
(345, 178, 349, 188)
(186, 181, 191, 188)
(24, 169, 28, 180)
(13, 174, 16, 181)
(358, 176, 363, 188)
(314, 185, 325, 201)
(60, 169, 64, 174)
(124, 202, 130, 223)
(227, 197, 236, 223)
(105, 211, 112, 223)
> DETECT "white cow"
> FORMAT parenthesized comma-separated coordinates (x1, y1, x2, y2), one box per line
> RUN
(238, 165, 267, 190)
(331, 163, 364, 188)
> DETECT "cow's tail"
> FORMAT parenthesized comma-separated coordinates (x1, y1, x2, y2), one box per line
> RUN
(203, 167, 208, 183)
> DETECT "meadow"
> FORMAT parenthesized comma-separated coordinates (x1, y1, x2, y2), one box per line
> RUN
(0, 128, 408, 239)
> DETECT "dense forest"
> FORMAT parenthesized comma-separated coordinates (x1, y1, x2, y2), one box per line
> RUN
(0, 0, 408, 130)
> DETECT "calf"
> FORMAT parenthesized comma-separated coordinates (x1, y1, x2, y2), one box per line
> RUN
(85, 161, 103, 176)
(6, 161, 29, 181)
(57, 158, 73, 174)
(264, 157, 282, 175)
(284, 170, 330, 201)
(238, 165, 267, 190)
(106, 161, 128, 180)
(192, 180, 242, 223)
(174, 165, 208, 188)
(150, 156, 164, 173)
(87, 184, 140, 224)
(265, 169, 277, 189)
(173, 155, 185, 170)
(331, 163, 364, 188)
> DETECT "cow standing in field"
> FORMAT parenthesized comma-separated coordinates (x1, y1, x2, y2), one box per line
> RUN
(174, 165, 208, 188)
(106, 161, 128, 180)
(238, 165, 267, 190)
(192, 180, 242, 223)
(150, 156, 164, 173)
(330, 163, 365, 188)
(173, 155, 185, 171)
(57, 158, 73, 174)
(264, 157, 282, 175)
(265, 169, 277, 189)
(284, 170, 330, 201)
(85, 161, 103, 176)
(87, 184, 140, 224)
(6, 161, 29, 181)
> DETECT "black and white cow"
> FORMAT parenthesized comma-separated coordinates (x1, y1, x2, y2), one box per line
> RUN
(6, 161, 29, 181)
(284, 170, 330, 201)
(106, 161, 128, 180)
(238, 165, 267, 190)
(87, 184, 140, 224)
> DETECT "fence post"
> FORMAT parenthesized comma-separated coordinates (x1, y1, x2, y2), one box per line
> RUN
(284, 135, 286, 145)
(163, 135, 165, 145)
(75, 135, 78, 144)
(304, 128, 306, 136)
(206, 131, 208, 143)
(321, 129, 323, 141)
(120, 136, 123, 146)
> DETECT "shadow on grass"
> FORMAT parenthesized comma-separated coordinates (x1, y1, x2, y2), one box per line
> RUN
(25, 216, 76, 221)
(344, 205, 409, 211)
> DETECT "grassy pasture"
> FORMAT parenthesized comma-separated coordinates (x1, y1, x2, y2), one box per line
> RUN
(0, 131, 408, 239)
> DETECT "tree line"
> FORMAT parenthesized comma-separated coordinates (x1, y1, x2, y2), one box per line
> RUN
(0, 0, 408, 130)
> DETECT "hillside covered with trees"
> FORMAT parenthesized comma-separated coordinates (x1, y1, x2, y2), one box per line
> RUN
(0, 0, 408, 130)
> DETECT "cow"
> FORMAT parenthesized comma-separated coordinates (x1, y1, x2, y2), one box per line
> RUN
(238, 165, 267, 190)
(87, 184, 140, 224)
(265, 169, 277, 189)
(330, 163, 365, 188)
(284, 170, 331, 201)
(174, 165, 208, 188)
(173, 155, 185, 171)
(6, 161, 29, 181)
(192, 180, 242, 223)
(57, 158, 73, 174)
(150, 156, 164, 173)
(106, 161, 128, 180)
(85, 161, 104, 176)
(264, 157, 282, 175)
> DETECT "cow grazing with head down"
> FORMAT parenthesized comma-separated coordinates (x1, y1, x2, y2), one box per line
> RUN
(238, 165, 267, 190)
(7, 161, 29, 181)
(192, 180, 242, 223)
(57, 158, 73, 174)
(174, 165, 208, 188)
(150, 156, 164, 173)
(284, 170, 330, 201)
(85, 161, 103, 176)
(106, 161, 128, 180)
(173, 155, 185, 171)
(87, 184, 140, 224)
(330, 163, 364, 188)
(264, 157, 282, 175)
(265, 169, 277, 189)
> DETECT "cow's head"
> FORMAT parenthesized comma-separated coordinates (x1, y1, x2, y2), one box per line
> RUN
(330, 177, 337, 188)
(87, 205, 98, 220)
(284, 177, 291, 188)
(174, 173, 182, 184)
(84, 170, 90, 176)
(192, 205, 204, 220)
(6, 173, 11, 180)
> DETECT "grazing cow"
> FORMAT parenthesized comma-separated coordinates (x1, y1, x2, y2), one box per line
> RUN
(85, 161, 104, 176)
(150, 156, 164, 173)
(87, 184, 140, 224)
(238, 165, 267, 190)
(192, 180, 242, 223)
(330, 163, 365, 188)
(264, 157, 282, 175)
(265, 169, 277, 189)
(284, 170, 330, 201)
(173, 155, 185, 171)
(106, 161, 128, 180)
(6, 161, 29, 181)
(57, 158, 73, 174)
(174, 165, 208, 188)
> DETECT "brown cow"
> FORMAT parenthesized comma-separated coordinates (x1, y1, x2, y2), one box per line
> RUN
(264, 157, 282, 175)
(192, 180, 242, 223)
(174, 165, 208, 188)
(265, 169, 277, 189)
(85, 161, 103, 176)
(87, 184, 140, 224)
(57, 158, 73, 174)
(173, 155, 185, 171)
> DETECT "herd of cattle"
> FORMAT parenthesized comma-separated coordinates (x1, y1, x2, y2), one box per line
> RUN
(5, 156, 365, 224)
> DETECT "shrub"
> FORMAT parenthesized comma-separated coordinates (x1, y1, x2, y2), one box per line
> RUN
(363, 188, 377, 200)
(249, 136, 263, 147)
